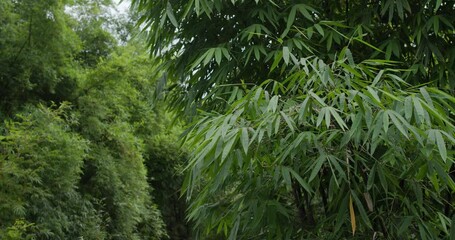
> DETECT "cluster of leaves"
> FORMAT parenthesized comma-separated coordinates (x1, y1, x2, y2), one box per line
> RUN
(134, 0, 454, 115)
(133, 0, 455, 239)
(144, 127, 191, 239)
(183, 53, 455, 239)
(75, 47, 168, 239)
(0, 0, 189, 239)
(0, 104, 105, 239)
(0, 0, 81, 114)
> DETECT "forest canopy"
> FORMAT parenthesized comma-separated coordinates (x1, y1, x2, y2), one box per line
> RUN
(0, 0, 188, 239)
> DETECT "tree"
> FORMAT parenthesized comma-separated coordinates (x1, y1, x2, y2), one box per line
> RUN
(0, 1, 182, 238)
(0, 104, 104, 239)
(133, 0, 455, 238)
(0, 0, 82, 115)
(75, 45, 171, 239)
(133, 0, 455, 115)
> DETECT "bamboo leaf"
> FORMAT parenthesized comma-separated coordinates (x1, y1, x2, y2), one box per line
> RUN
(166, 2, 179, 27)
(281, 167, 292, 189)
(215, 48, 222, 65)
(366, 86, 381, 104)
(309, 91, 325, 105)
(283, 47, 290, 65)
(280, 111, 295, 133)
(240, 127, 249, 154)
(413, 97, 425, 124)
(325, 107, 331, 129)
(389, 111, 408, 138)
(372, 70, 384, 86)
(404, 97, 413, 120)
(268, 95, 279, 113)
(398, 216, 413, 235)
(286, 7, 296, 32)
(309, 155, 325, 182)
(222, 133, 237, 161)
(383, 110, 389, 133)
(419, 87, 434, 108)
(203, 48, 215, 65)
(450, 215, 455, 237)
(316, 108, 326, 127)
(367, 164, 376, 191)
(314, 24, 324, 37)
(329, 107, 347, 130)
(434, 130, 447, 162)
(349, 195, 356, 236)
(363, 192, 373, 212)
(289, 168, 312, 193)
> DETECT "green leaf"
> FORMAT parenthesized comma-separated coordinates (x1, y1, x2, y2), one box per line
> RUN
(286, 7, 296, 33)
(366, 86, 381, 104)
(367, 164, 376, 191)
(325, 107, 331, 129)
(450, 215, 455, 238)
(314, 24, 324, 37)
(280, 111, 295, 133)
(270, 51, 283, 72)
(396, 0, 404, 19)
(389, 111, 408, 138)
(316, 108, 326, 127)
(398, 216, 413, 235)
(412, 97, 425, 124)
(221, 48, 231, 60)
(281, 167, 292, 189)
(404, 97, 413, 120)
(222, 133, 237, 162)
(383, 110, 389, 133)
(274, 115, 281, 135)
(377, 165, 388, 192)
(434, 0, 442, 12)
(309, 155, 325, 182)
(203, 48, 215, 65)
(329, 107, 347, 130)
(268, 95, 279, 113)
(240, 127, 249, 154)
(434, 130, 447, 162)
(309, 91, 326, 105)
(297, 4, 313, 21)
(345, 48, 355, 66)
(419, 87, 434, 108)
(298, 96, 311, 122)
(372, 70, 384, 86)
(288, 168, 312, 193)
(215, 48, 222, 65)
(283, 47, 290, 65)
(166, 2, 179, 27)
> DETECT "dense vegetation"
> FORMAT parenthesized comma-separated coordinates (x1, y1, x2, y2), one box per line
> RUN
(0, 0, 188, 239)
(133, 0, 455, 239)
(1, 0, 454, 239)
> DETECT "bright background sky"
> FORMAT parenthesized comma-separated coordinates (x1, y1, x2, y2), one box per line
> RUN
(114, 0, 130, 14)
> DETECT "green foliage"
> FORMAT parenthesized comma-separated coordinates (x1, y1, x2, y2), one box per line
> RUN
(76, 46, 168, 239)
(0, 104, 104, 238)
(183, 55, 455, 239)
(0, 0, 82, 114)
(0, 0, 183, 238)
(0, 219, 37, 240)
(133, 0, 455, 115)
(0, 45, 172, 239)
(69, 0, 119, 67)
(144, 128, 191, 240)
(134, 0, 455, 239)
